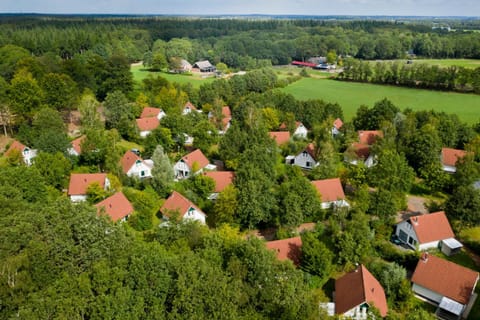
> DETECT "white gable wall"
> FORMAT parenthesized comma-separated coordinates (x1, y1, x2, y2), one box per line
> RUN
(293, 125, 308, 139)
(395, 221, 419, 249)
(442, 164, 457, 173)
(70, 195, 87, 202)
(293, 151, 317, 169)
(126, 161, 153, 179)
(342, 304, 368, 320)
(174, 160, 191, 179)
(183, 207, 206, 224)
(140, 130, 151, 138)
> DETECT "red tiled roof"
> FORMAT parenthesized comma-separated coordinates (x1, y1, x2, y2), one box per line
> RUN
(408, 211, 455, 244)
(95, 192, 134, 222)
(136, 117, 160, 131)
(5, 140, 26, 156)
(335, 265, 388, 317)
(441, 148, 468, 167)
(279, 121, 304, 131)
(140, 107, 162, 118)
(304, 143, 316, 159)
(412, 254, 478, 305)
(204, 171, 235, 193)
(222, 106, 231, 118)
(291, 61, 317, 67)
(351, 142, 371, 159)
(184, 101, 197, 111)
(311, 178, 345, 203)
(358, 130, 383, 145)
(334, 118, 343, 130)
(269, 131, 291, 145)
(120, 150, 143, 174)
(265, 236, 302, 266)
(160, 191, 205, 219)
(71, 136, 85, 155)
(181, 149, 210, 170)
(68, 173, 107, 196)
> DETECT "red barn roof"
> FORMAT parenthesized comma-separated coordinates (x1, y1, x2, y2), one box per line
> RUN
(136, 117, 159, 131)
(160, 191, 205, 219)
(408, 211, 455, 244)
(266, 236, 302, 266)
(68, 173, 108, 196)
(311, 178, 346, 203)
(181, 149, 210, 170)
(441, 147, 468, 167)
(95, 192, 134, 222)
(335, 265, 388, 317)
(412, 254, 478, 305)
(269, 131, 291, 145)
(203, 171, 235, 193)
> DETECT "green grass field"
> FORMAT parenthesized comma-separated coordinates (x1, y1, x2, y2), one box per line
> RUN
(280, 78, 480, 124)
(414, 59, 480, 69)
(131, 65, 214, 88)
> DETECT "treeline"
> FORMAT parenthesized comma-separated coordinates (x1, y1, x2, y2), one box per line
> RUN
(1, 16, 480, 69)
(339, 58, 480, 93)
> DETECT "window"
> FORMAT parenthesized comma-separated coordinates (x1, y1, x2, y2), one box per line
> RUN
(306, 161, 311, 167)
(399, 230, 408, 242)
(408, 237, 416, 246)
(141, 171, 145, 177)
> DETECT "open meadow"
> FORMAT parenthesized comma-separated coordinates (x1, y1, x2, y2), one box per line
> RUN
(280, 78, 480, 124)
(131, 65, 214, 88)
(413, 58, 480, 69)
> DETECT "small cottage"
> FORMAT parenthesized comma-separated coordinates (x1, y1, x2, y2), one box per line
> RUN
(68, 173, 110, 202)
(311, 178, 349, 209)
(160, 191, 206, 224)
(95, 191, 134, 222)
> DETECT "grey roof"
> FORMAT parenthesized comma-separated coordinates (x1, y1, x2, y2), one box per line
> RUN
(194, 60, 213, 69)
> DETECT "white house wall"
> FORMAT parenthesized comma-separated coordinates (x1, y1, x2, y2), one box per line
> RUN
(183, 208, 206, 224)
(126, 162, 153, 179)
(293, 152, 317, 169)
(70, 195, 87, 202)
(174, 161, 191, 179)
(140, 130, 151, 138)
(442, 164, 457, 173)
(342, 304, 368, 320)
(395, 221, 419, 249)
(418, 241, 440, 251)
(412, 283, 444, 304)
(294, 126, 308, 139)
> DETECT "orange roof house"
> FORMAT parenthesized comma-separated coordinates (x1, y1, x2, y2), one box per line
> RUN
(441, 147, 469, 173)
(411, 254, 478, 318)
(120, 150, 153, 179)
(160, 191, 206, 224)
(358, 130, 383, 145)
(395, 211, 460, 252)
(269, 131, 291, 146)
(136, 117, 160, 137)
(208, 106, 232, 134)
(140, 107, 166, 120)
(5, 140, 37, 166)
(265, 236, 302, 266)
(332, 118, 344, 136)
(285, 143, 318, 170)
(345, 130, 383, 168)
(173, 149, 214, 179)
(203, 171, 235, 199)
(68, 173, 110, 202)
(95, 192, 134, 222)
(279, 121, 308, 138)
(68, 136, 85, 156)
(335, 264, 388, 318)
(182, 101, 199, 115)
(311, 178, 349, 209)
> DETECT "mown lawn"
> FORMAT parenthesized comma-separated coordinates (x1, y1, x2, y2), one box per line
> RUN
(280, 78, 480, 124)
(414, 59, 480, 69)
(131, 65, 214, 88)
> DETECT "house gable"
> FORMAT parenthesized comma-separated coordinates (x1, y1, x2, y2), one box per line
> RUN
(95, 192, 134, 222)
(160, 191, 206, 224)
(265, 236, 302, 266)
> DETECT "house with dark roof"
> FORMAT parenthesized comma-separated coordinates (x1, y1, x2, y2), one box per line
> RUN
(269, 131, 291, 146)
(5, 140, 37, 166)
(173, 149, 216, 179)
(441, 147, 469, 173)
(265, 236, 302, 266)
(311, 178, 349, 209)
(335, 264, 388, 318)
(136, 117, 160, 137)
(285, 143, 318, 170)
(411, 253, 479, 319)
(193, 60, 216, 73)
(395, 211, 461, 253)
(121, 150, 153, 179)
(345, 130, 383, 168)
(203, 171, 235, 200)
(160, 191, 206, 224)
(95, 192, 134, 222)
(140, 107, 166, 120)
(68, 173, 110, 202)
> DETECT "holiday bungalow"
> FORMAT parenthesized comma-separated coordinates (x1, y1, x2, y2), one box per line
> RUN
(332, 118, 343, 136)
(441, 147, 469, 173)
(160, 191, 206, 224)
(265, 236, 302, 266)
(136, 117, 160, 137)
(285, 143, 318, 170)
(174, 149, 215, 179)
(121, 150, 153, 179)
(311, 178, 349, 209)
(279, 121, 308, 139)
(68, 173, 110, 202)
(345, 130, 383, 168)
(5, 140, 37, 166)
(68, 136, 85, 157)
(140, 107, 166, 120)
(95, 191, 134, 222)
(182, 101, 201, 115)
(203, 171, 235, 200)
(269, 131, 291, 146)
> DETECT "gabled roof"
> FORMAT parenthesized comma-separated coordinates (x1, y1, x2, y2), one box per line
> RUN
(265, 236, 302, 266)
(334, 118, 343, 130)
(358, 130, 383, 145)
(412, 254, 479, 305)
(407, 211, 455, 244)
(335, 265, 388, 317)
(95, 192, 134, 222)
(193, 60, 214, 69)
(71, 136, 85, 155)
(136, 117, 160, 131)
(441, 148, 468, 167)
(203, 171, 235, 193)
(311, 178, 346, 203)
(140, 107, 162, 119)
(68, 173, 108, 196)
(180, 149, 210, 170)
(160, 191, 205, 219)
(222, 106, 231, 119)
(5, 140, 27, 156)
(351, 142, 371, 159)
(120, 150, 144, 174)
(269, 131, 291, 145)
(184, 101, 197, 112)
(279, 121, 305, 130)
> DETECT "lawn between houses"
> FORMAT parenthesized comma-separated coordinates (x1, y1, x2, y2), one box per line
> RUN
(280, 77, 480, 124)
(131, 65, 215, 88)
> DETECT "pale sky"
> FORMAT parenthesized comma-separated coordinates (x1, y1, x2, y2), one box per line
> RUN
(0, 0, 479, 17)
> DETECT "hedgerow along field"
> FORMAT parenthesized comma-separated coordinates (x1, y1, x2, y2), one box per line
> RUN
(131, 64, 215, 88)
(280, 77, 480, 124)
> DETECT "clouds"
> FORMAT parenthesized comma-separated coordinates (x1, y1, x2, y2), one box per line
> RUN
(0, 0, 478, 16)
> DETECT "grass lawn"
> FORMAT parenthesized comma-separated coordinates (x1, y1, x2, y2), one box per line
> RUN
(131, 65, 214, 88)
(280, 78, 480, 124)
(414, 59, 480, 69)
(271, 65, 331, 79)
(117, 139, 144, 153)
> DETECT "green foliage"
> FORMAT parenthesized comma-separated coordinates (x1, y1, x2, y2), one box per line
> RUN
(124, 187, 159, 231)
(212, 185, 238, 226)
(301, 232, 333, 284)
(103, 90, 136, 139)
(86, 182, 109, 204)
(28, 107, 71, 154)
(9, 68, 44, 122)
(150, 145, 175, 197)
(33, 152, 72, 190)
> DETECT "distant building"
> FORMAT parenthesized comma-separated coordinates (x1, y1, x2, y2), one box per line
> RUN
(285, 143, 318, 170)
(136, 117, 160, 138)
(120, 150, 153, 179)
(311, 178, 349, 209)
(5, 140, 37, 166)
(441, 147, 469, 173)
(95, 192, 134, 222)
(269, 131, 291, 146)
(203, 171, 235, 200)
(265, 237, 302, 266)
(174, 149, 216, 179)
(160, 191, 206, 224)
(68, 173, 110, 202)
(193, 60, 216, 73)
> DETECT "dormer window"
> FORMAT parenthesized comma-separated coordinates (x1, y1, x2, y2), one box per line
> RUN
(188, 207, 194, 216)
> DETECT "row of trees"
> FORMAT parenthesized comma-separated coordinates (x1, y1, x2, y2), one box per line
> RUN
(340, 58, 480, 93)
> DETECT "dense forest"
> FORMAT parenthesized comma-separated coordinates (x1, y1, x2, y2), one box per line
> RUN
(1, 15, 480, 319)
